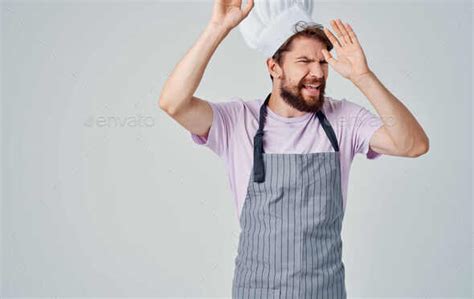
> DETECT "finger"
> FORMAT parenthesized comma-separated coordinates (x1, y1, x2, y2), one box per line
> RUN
(337, 19, 353, 45)
(337, 19, 354, 44)
(330, 19, 346, 46)
(242, 0, 254, 18)
(334, 19, 353, 45)
(345, 22, 360, 46)
(323, 27, 342, 49)
(321, 49, 337, 66)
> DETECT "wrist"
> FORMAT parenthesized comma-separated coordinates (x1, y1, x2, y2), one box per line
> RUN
(206, 21, 231, 35)
(351, 70, 375, 87)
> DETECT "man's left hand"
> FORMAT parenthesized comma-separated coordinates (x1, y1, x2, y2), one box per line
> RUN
(321, 19, 371, 84)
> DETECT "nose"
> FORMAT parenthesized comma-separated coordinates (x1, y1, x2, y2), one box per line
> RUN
(308, 64, 324, 79)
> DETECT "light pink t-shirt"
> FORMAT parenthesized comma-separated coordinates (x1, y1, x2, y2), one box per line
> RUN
(190, 95, 384, 221)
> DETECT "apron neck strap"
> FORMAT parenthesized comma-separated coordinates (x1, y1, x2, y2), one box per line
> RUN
(253, 93, 340, 183)
(315, 110, 340, 152)
(253, 93, 271, 183)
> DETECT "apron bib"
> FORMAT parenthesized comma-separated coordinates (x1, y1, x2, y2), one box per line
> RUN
(232, 93, 347, 299)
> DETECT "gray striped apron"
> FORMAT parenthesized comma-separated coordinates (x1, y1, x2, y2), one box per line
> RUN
(232, 93, 347, 299)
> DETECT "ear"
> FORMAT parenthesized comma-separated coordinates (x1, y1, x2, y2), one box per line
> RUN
(266, 57, 281, 79)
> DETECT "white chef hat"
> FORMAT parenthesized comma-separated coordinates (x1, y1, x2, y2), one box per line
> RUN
(239, 0, 317, 58)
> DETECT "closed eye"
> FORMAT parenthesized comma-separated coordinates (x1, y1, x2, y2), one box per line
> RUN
(297, 60, 327, 64)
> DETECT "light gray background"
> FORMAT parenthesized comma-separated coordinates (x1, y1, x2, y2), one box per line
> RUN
(1, 0, 472, 297)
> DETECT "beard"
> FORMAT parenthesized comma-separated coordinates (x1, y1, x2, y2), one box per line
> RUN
(279, 77, 326, 113)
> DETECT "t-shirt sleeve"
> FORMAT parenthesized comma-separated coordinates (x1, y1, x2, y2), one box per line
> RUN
(343, 99, 384, 160)
(190, 98, 242, 157)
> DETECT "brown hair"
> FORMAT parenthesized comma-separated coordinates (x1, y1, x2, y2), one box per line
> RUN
(270, 21, 333, 81)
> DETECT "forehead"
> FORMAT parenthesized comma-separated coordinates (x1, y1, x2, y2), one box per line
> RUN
(286, 37, 325, 59)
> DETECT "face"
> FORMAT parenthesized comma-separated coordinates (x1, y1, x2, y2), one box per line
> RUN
(274, 37, 329, 113)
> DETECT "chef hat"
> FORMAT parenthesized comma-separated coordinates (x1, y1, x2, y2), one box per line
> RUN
(239, 0, 317, 58)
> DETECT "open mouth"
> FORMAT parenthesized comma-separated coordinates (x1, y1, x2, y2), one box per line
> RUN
(302, 83, 322, 94)
(302, 83, 322, 90)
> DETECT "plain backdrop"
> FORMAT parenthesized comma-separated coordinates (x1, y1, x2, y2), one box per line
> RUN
(1, 0, 472, 297)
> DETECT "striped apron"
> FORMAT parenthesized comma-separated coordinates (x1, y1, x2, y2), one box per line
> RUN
(232, 93, 347, 299)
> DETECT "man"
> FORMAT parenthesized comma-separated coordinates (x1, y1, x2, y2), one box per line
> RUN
(159, 0, 429, 298)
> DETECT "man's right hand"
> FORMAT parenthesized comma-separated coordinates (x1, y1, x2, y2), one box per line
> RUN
(160, 1, 254, 139)
(209, 0, 254, 31)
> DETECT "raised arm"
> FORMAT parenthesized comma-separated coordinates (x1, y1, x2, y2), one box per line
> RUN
(158, 0, 254, 137)
(321, 19, 429, 157)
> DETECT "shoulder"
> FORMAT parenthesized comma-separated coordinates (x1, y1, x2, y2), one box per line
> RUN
(322, 96, 372, 127)
(209, 96, 259, 113)
(322, 95, 365, 116)
(210, 96, 262, 120)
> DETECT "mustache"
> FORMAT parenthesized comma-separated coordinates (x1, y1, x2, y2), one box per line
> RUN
(301, 80, 325, 87)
